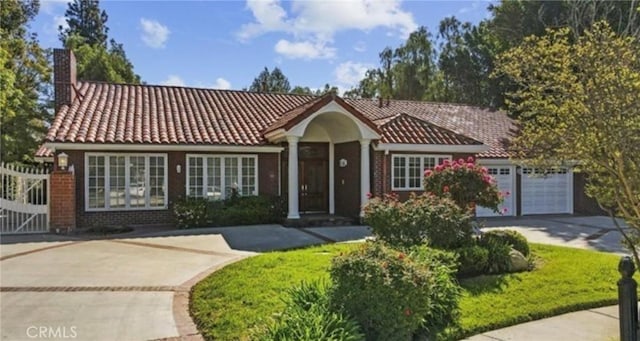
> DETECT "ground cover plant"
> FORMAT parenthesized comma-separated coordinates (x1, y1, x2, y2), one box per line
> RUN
(191, 242, 624, 341)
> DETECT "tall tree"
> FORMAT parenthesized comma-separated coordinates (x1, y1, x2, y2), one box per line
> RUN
(392, 27, 436, 100)
(59, 0, 140, 83)
(248, 67, 291, 93)
(495, 22, 640, 263)
(0, 0, 51, 163)
(58, 0, 108, 46)
(437, 17, 504, 107)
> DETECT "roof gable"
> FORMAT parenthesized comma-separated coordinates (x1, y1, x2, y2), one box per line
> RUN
(379, 113, 483, 145)
(263, 93, 381, 136)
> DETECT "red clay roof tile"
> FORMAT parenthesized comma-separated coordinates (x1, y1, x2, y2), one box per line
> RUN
(45, 82, 516, 158)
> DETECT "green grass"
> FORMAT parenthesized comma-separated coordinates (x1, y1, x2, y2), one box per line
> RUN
(190, 243, 623, 341)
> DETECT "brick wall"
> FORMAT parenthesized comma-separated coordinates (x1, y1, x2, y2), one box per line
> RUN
(53, 49, 76, 112)
(258, 153, 280, 196)
(573, 172, 605, 215)
(62, 150, 281, 228)
(49, 170, 76, 232)
(373, 151, 474, 201)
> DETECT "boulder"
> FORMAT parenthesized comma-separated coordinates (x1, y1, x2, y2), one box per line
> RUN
(509, 249, 529, 272)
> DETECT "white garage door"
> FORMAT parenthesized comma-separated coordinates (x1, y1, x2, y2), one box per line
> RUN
(476, 166, 515, 217)
(521, 168, 573, 215)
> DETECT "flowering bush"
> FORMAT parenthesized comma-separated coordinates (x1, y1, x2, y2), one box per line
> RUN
(423, 157, 505, 214)
(363, 192, 473, 249)
(330, 242, 460, 340)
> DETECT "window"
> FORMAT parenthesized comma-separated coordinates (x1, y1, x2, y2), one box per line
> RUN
(186, 155, 258, 200)
(85, 154, 167, 211)
(391, 154, 451, 190)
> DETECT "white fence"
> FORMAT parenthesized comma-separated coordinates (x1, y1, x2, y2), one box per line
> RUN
(0, 163, 50, 234)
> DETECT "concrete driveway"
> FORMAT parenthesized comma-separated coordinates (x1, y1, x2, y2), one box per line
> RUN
(0, 234, 253, 341)
(0, 217, 629, 341)
(481, 215, 630, 255)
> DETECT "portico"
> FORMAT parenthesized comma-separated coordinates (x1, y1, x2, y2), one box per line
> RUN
(264, 95, 380, 222)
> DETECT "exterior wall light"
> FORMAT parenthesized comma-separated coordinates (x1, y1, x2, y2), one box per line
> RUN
(57, 152, 69, 170)
(339, 158, 348, 168)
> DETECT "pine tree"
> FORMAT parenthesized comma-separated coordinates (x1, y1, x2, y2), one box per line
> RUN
(59, 0, 109, 46)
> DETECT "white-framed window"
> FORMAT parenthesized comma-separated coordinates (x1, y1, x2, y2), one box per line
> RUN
(85, 153, 167, 211)
(391, 154, 451, 190)
(186, 155, 258, 200)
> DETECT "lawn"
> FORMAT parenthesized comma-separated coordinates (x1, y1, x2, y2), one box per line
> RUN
(190, 243, 624, 341)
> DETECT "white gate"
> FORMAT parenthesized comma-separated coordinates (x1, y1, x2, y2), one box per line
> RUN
(0, 163, 50, 234)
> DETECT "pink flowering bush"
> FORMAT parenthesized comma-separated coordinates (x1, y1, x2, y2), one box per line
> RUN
(423, 157, 504, 214)
(363, 192, 473, 249)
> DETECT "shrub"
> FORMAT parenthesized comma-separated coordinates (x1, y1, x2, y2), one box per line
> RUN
(173, 197, 208, 228)
(479, 236, 512, 274)
(363, 193, 473, 249)
(423, 157, 506, 214)
(482, 230, 530, 256)
(455, 245, 490, 277)
(173, 195, 286, 228)
(256, 281, 364, 341)
(408, 246, 461, 338)
(330, 242, 460, 341)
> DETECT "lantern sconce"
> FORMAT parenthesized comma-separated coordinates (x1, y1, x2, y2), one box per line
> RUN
(57, 152, 69, 170)
(339, 158, 348, 168)
(176, 164, 182, 174)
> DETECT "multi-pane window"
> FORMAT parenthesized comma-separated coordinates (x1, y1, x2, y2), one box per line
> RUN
(86, 154, 167, 211)
(391, 154, 452, 190)
(186, 155, 258, 200)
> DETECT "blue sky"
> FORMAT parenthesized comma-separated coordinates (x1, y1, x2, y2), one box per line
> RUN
(34, 0, 493, 92)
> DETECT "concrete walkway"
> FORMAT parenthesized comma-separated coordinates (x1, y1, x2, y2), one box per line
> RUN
(464, 305, 620, 341)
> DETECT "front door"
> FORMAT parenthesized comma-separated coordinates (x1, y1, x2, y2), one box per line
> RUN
(299, 160, 328, 213)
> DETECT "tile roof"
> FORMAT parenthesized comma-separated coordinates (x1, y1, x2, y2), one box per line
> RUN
(263, 93, 381, 135)
(379, 113, 483, 145)
(345, 99, 517, 158)
(46, 82, 314, 145)
(45, 81, 517, 158)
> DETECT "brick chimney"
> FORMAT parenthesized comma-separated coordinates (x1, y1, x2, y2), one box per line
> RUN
(53, 49, 77, 112)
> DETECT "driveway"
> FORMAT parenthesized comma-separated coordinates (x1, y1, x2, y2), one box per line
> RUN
(480, 215, 629, 255)
(0, 217, 628, 340)
(0, 234, 253, 341)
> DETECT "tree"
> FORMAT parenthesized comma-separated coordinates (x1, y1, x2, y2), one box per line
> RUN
(248, 67, 291, 93)
(59, 0, 109, 46)
(437, 18, 504, 107)
(494, 22, 640, 263)
(0, 0, 51, 163)
(59, 0, 140, 83)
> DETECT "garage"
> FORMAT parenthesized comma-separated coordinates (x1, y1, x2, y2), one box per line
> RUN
(521, 168, 573, 215)
(476, 166, 516, 217)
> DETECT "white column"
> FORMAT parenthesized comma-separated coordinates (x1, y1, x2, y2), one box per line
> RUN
(360, 139, 371, 217)
(287, 136, 300, 219)
(329, 142, 335, 214)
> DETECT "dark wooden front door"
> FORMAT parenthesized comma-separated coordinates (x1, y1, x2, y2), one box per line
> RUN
(299, 159, 328, 213)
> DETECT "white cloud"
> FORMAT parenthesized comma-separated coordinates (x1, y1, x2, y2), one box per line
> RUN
(353, 41, 367, 53)
(212, 78, 231, 90)
(40, 0, 72, 15)
(334, 61, 373, 88)
(274, 39, 336, 60)
(162, 75, 185, 87)
(140, 18, 170, 48)
(238, 0, 416, 59)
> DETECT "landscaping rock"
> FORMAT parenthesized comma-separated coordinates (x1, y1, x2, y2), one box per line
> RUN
(509, 249, 529, 272)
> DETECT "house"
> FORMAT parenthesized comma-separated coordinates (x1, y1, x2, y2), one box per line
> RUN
(38, 49, 600, 230)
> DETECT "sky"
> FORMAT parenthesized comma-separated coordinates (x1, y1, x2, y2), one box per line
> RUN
(34, 0, 494, 92)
